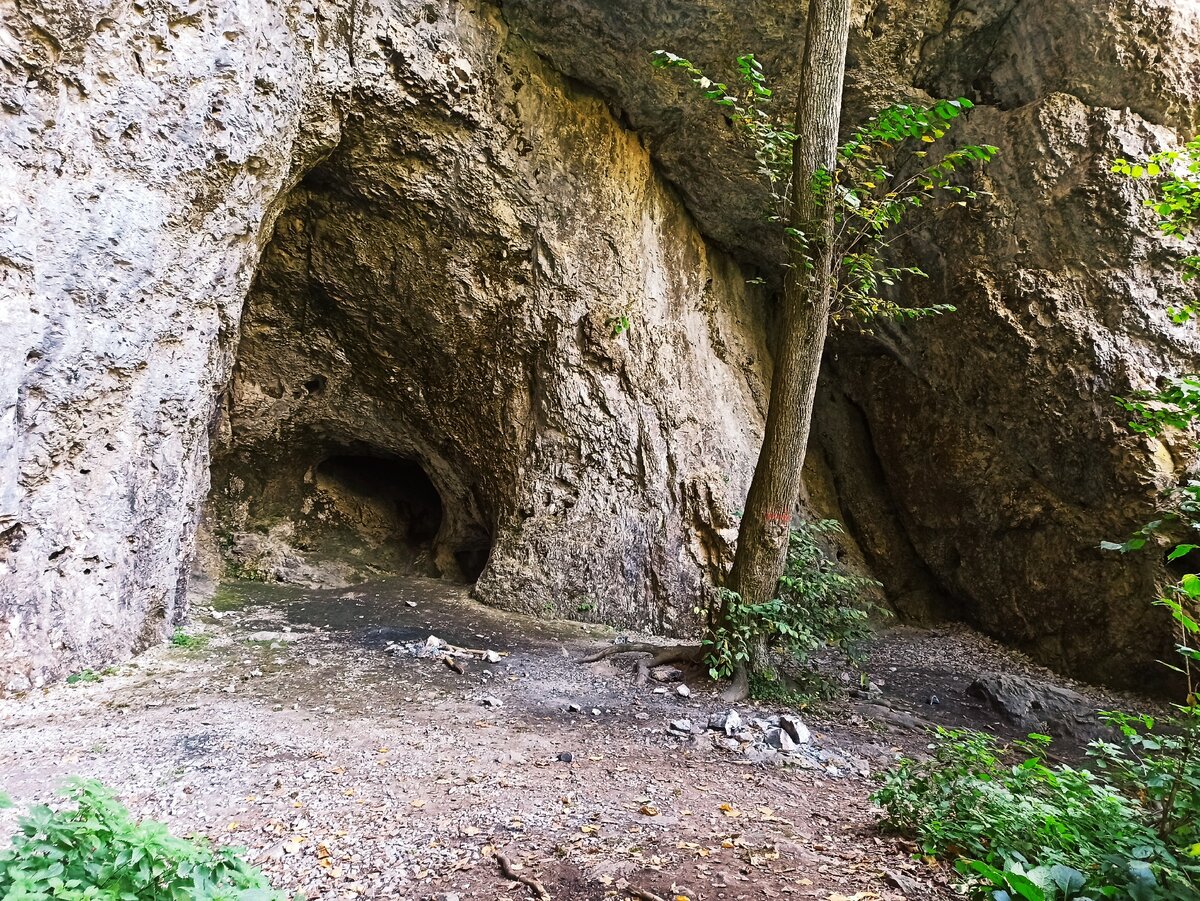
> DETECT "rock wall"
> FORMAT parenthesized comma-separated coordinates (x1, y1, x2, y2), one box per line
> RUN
(206, 5, 769, 633)
(3, 0, 1199, 691)
(0, 0, 766, 691)
(506, 0, 1200, 688)
(0, 0, 351, 691)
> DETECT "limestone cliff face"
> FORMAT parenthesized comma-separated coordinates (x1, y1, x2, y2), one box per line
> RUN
(0, 0, 352, 691)
(505, 0, 1200, 687)
(206, 9, 768, 635)
(2, 0, 1198, 691)
(0, 0, 766, 692)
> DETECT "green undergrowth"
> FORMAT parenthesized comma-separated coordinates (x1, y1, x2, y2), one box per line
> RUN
(703, 519, 888, 686)
(0, 779, 288, 901)
(873, 724, 1200, 900)
(170, 629, 208, 650)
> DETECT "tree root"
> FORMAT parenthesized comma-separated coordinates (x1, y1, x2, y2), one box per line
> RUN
(577, 642, 705, 687)
(576, 642, 670, 664)
(720, 664, 750, 703)
(494, 848, 551, 900)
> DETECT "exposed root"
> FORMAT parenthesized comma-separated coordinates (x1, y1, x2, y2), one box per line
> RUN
(579, 641, 704, 686)
(720, 664, 750, 703)
(576, 642, 669, 664)
(494, 848, 551, 900)
(633, 644, 704, 686)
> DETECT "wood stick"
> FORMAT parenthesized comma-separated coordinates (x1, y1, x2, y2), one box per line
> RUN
(494, 849, 551, 901)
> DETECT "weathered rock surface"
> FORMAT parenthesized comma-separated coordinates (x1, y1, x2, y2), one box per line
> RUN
(508, 0, 1200, 690)
(3, 0, 1200, 691)
(968, 672, 1105, 742)
(0, 0, 351, 691)
(207, 2, 768, 633)
(0, 0, 766, 691)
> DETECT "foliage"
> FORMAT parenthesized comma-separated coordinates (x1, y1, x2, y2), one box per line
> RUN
(1110, 137, 1200, 428)
(65, 670, 101, 686)
(747, 668, 840, 707)
(1115, 136, 1200, 296)
(875, 133, 1200, 901)
(873, 728, 1200, 900)
(0, 778, 286, 901)
(1091, 709, 1200, 853)
(605, 314, 632, 338)
(701, 520, 885, 680)
(170, 629, 208, 650)
(651, 50, 996, 324)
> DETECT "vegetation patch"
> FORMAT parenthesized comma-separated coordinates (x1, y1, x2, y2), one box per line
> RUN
(0, 779, 286, 901)
(873, 726, 1200, 899)
(703, 520, 887, 686)
(170, 629, 208, 650)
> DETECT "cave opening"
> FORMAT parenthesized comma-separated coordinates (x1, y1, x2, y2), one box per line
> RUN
(313, 453, 444, 554)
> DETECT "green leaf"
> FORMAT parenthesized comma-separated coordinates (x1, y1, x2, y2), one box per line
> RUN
(1049, 865, 1086, 893)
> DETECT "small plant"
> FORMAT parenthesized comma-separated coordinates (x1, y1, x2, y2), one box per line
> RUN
(701, 520, 885, 680)
(748, 668, 839, 707)
(0, 778, 287, 900)
(170, 628, 208, 650)
(65, 670, 101, 685)
(606, 314, 632, 338)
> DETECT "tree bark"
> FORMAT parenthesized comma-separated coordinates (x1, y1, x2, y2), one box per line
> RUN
(723, 0, 852, 666)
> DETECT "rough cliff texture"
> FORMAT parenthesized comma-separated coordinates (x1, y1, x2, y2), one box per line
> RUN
(0, 0, 766, 692)
(206, 10, 769, 632)
(3, 0, 1199, 691)
(505, 0, 1200, 687)
(0, 0, 352, 691)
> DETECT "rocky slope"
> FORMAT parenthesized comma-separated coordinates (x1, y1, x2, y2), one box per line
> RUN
(2, 0, 1199, 691)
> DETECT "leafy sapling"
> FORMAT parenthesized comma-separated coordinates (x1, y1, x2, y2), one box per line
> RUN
(651, 50, 997, 325)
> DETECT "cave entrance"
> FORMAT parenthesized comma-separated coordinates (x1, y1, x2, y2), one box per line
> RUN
(313, 454, 445, 565)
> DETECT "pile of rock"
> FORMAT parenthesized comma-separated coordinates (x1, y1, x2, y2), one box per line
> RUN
(384, 635, 503, 664)
(668, 710, 870, 776)
(385, 635, 454, 659)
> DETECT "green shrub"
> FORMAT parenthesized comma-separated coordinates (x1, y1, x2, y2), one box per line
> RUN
(873, 728, 1200, 900)
(703, 519, 885, 680)
(0, 779, 286, 900)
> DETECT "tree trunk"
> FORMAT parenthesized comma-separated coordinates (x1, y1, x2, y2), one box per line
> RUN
(723, 0, 852, 676)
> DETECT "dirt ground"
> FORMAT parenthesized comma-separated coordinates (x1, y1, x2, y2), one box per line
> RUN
(0, 577, 1147, 900)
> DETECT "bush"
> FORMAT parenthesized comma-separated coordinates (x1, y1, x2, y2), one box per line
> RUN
(0, 779, 287, 900)
(873, 728, 1200, 900)
(703, 519, 885, 681)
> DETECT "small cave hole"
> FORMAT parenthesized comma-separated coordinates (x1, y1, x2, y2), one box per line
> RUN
(454, 531, 493, 583)
(300, 374, 327, 396)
